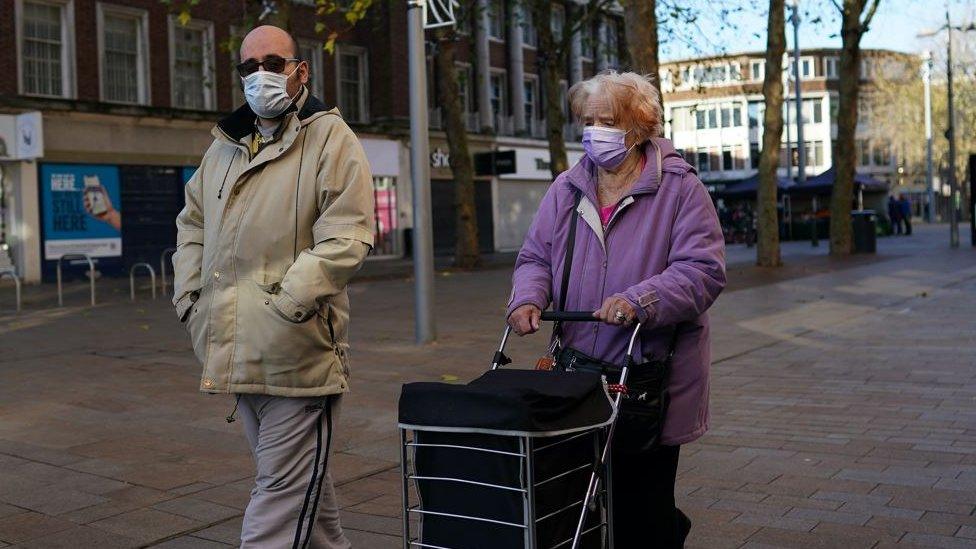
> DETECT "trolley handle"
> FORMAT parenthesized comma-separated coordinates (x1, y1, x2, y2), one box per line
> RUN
(491, 311, 643, 371)
(539, 311, 600, 322)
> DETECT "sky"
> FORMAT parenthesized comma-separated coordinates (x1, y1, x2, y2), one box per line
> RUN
(659, 0, 976, 62)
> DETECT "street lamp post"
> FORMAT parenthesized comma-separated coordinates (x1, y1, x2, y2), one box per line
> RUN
(922, 50, 935, 223)
(407, 0, 437, 343)
(789, 1, 815, 246)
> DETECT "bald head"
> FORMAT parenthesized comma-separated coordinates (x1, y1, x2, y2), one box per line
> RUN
(240, 25, 299, 61)
(238, 25, 309, 109)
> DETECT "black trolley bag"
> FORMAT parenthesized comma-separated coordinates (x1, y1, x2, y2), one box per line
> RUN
(397, 313, 649, 549)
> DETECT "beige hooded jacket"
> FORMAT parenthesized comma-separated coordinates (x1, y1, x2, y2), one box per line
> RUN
(173, 90, 375, 397)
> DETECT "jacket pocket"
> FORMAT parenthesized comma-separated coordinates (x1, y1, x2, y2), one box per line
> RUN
(234, 280, 335, 386)
(185, 283, 214, 364)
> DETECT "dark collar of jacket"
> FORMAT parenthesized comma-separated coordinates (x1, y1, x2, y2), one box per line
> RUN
(215, 86, 330, 142)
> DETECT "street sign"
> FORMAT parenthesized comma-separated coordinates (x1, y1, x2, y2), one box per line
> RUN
(0, 112, 43, 161)
(474, 150, 517, 176)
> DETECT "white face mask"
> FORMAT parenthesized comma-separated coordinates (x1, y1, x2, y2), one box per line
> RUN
(242, 65, 298, 119)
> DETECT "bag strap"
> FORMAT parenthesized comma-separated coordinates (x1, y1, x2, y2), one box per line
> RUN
(553, 190, 582, 341)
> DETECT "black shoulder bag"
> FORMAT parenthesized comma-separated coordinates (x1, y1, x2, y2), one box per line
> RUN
(551, 190, 679, 454)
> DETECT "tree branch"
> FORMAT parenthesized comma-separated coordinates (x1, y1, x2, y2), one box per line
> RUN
(861, 0, 881, 31)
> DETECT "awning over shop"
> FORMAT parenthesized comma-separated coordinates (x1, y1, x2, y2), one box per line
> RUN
(713, 172, 792, 198)
(710, 167, 888, 198)
(785, 166, 889, 195)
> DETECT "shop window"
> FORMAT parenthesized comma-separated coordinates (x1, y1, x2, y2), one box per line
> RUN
(372, 176, 398, 256)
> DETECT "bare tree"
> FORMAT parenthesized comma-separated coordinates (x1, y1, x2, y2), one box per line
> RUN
(828, 0, 881, 255)
(525, 0, 615, 178)
(434, 19, 481, 268)
(757, 0, 786, 267)
(622, 0, 660, 98)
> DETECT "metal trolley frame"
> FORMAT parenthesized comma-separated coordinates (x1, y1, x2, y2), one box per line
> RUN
(399, 312, 643, 549)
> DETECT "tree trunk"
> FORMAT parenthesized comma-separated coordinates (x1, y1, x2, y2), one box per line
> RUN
(531, 0, 569, 177)
(435, 30, 480, 268)
(829, 1, 865, 256)
(757, 0, 785, 267)
(623, 0, 660, 99)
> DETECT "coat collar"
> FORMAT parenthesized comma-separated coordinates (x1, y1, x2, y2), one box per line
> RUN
(563, 138, 691, 206)
(215, 86, 331, 142)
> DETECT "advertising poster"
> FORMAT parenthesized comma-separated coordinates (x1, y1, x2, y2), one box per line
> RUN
(41, 163, 123, 260)
(182, 166, 196, 185)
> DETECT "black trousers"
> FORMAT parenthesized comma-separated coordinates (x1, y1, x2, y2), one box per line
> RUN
(611, 444, 690, 548)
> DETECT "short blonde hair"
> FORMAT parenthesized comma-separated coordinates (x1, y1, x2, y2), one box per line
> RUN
(568, 71, 663, 142)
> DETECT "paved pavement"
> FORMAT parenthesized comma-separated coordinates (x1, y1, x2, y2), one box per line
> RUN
(1, 224, 975, 548)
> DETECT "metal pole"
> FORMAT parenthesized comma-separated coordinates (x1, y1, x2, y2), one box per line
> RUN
(946, 5, 959, 248)
(407, 0, 437, 343)
(922, 51, 935, 223)
(791, 4, 806, 187)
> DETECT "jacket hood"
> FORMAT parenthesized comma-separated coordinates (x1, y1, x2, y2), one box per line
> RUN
(563, 138, 693, 204)
(215, 87, 331, 142)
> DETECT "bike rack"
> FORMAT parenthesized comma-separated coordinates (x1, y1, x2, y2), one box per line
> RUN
(160, 247, 177, 296)
(57, 254, 96, 307)
(0, 269, 21, 313)
(130, 263, 157, 302)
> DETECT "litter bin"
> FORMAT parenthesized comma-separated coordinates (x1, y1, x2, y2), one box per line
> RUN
(852, 210, 877, 253)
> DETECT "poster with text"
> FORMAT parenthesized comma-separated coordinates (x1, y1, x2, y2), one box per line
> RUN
(41, 163, 123, 260)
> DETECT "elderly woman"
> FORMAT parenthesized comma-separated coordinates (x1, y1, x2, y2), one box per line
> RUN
(507, 71, 726, 547)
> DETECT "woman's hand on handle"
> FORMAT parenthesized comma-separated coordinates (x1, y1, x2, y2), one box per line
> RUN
(594, 297, 637, 326)
(508, 304, 541, 336)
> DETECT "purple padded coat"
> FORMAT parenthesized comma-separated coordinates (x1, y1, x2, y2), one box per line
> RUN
(507, 138, 726, 445)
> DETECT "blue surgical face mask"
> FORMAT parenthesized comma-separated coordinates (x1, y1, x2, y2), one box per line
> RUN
(581, 126, 636, 170)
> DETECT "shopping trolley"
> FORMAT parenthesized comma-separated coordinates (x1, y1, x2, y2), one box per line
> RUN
(398, 311, 643, 549)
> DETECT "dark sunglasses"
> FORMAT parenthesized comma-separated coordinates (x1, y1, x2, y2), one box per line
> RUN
(236, 54, 300, 77)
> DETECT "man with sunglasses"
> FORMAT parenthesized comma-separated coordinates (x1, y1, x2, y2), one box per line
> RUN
(173, 24, 375, 549)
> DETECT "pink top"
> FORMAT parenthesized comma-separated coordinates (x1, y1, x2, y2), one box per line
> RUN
(599, 205, 616, 227)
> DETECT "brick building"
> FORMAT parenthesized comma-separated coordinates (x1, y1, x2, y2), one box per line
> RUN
(0, 0, 624, 283)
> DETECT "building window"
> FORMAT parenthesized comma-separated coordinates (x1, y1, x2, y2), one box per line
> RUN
(824, 56, 839, 79)
(521, 7, 537, 48)
(670, 106, 690, 132)
(722, 147, 733, 171)
(372, 176, 398, 256)
(810, 99, 823, 124)
(581, 21, 594, 59)
(490, 72, 507, 119)
(336, 46, 368, 123)
(750, 145, 761, 169)
(169, 17, 214, 110)
(748, 101, 762, 129)
(697, 151, 709, 173)
(523, 78, 537, 125)
(457, 63, 473, 113)
(800, 57, 814, 79)
(299, 40, 325, 101)
(488, 0, 504, 40)
(604, 18, 619, 68)
(709, 147, 721, 172)
(98, 5, 149, 104)
(857, 139, 870, 166)
(750, 59, 765, 81)
(19, 0, 75, 98)
(720, 105, 732, 128)
(552, 4, 566, 40)
(707, 107, 717, 129)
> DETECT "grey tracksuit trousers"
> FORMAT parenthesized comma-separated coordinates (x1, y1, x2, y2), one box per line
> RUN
(237, 394, 351, 549)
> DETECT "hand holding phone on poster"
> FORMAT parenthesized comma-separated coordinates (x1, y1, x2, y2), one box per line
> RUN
(83, 175, 122, 231)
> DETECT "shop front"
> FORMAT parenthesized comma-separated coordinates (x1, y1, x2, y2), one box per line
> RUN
(494, 143, 584, 252)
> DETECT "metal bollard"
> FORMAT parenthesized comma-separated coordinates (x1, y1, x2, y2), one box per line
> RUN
(57, 254, 96, 307)
(130, 263, 157, 301)
(160, 247, 177, 296)
(0, 270, 21, 313)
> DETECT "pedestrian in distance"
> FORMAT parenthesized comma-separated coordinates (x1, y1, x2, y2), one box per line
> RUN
(507, 71, 727, 548)
(899, 194, 913, 236)
(888, 195, 903, 235)
(172, 25, 375, 549)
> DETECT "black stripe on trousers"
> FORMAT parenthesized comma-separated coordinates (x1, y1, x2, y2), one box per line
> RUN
(292, 396, 333, 549)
